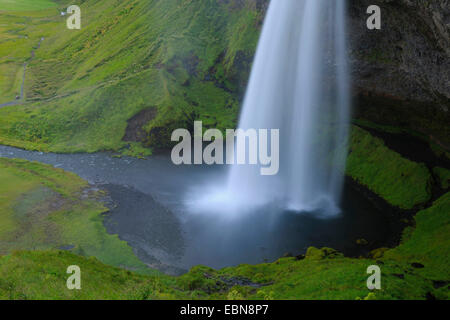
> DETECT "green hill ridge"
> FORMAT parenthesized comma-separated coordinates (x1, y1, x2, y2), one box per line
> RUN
(0, 0, 263, 153)
(0, 0, 448, 300)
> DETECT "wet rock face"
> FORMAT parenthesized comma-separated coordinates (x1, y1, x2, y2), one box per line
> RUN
(123, 107, 157, 142)
(348, 0, 450, 145)
(349, 0, 449, 104)
(252, 0, 449, 144)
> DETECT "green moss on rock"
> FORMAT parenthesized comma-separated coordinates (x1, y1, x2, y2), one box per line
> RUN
(433, 167, 450, 190)
(369, 247, 389, 259)
(1, 189, 449, 300)
(0, 157, 150, 274)
(384, 192, 450, 283)
(305, 247, 344, 260)
(347, 126, 432, 209)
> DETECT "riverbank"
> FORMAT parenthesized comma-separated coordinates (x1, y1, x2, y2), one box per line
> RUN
(0, 157, 152, 274)
(0, 124, 448, 299)
(0, 0, 448, 301)
(0, 139, 397, 274)
(0, 124, 447, 267)
(1, 190, 448, 299)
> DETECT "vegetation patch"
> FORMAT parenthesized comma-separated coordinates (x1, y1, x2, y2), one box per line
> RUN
(0, 182, 448, 299)
(0, 0, 263, 153)
(346, 126, 432, 209)
(384, 192, 450, 288)
(433, 167, 450, 190)
(0, 157, 150, 274)
(0, 0, 447, 301)
(0, 250, 175, 300)
(0, 0, 56, 12)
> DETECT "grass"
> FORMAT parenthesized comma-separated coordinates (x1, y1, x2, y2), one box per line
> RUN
(0, 62, 23, 103)
(1, 186, 449, 300)
(433, 167, 450, 190)
(0, 250, 176, 299)
(0, 156, 448, 300)
(0, 0, 56, 12)
(0, 157, 152, 274)
(384, 192, 450, 284)
(346, 126, 432, 209)
(0, 0, 263, 153)
(0, 2, 62, 104)
(353, 119, 450, 162)
(0, 0, 448, 300)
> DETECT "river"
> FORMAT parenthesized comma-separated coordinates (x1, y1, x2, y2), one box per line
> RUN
(0, 145, 392, 274)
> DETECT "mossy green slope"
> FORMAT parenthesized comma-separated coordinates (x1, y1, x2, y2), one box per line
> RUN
(0, 0, 263, 152)
(384, 192, 450, 285)
(0, 7, 55, 104)
(347, 126, 432, 209)
(0, 0, 448, 300)
(0, 250, 178, 300)
(433, 167, 450, 190)
(216, 192, 450, 300)
(0, 156, 447, 300)
(2, 189, 449, 301)
(0, 157, 151, 274)
(0, 0, 56, 12)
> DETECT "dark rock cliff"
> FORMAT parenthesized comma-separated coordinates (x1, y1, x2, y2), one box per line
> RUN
(348, 0, 450, 147)
(123, 0, 449, 150)
(250, 0, 449, 146)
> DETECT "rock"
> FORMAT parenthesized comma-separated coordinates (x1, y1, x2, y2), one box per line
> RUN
(356, 238, 369, 246)
(123, 107, 157, 142)
(58, 245, 75, 251)
(426, 292, 437, 300)
(432, 280, 448, 289)
(370, 247, 389, 259)
(253, 0, 449, 144)
(411, 262, 425, 268)
(348, 0, 450, 145)
(295, 254, 306, 261)
(305, 247, 343, 260)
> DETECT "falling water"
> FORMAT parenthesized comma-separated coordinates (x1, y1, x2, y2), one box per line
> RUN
(226, 0, 351, 215)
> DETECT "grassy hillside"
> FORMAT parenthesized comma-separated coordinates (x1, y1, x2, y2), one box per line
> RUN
(0, 0, 264, 153)
(0, 132, 448, 299)
(434, 167, 450, 190)
(1, 191, 448, 300)
(0, 157, 152, 274)
(0, 0, 56, 11)
(385, 192, 450, 286)
(0, 0, 448, 301)
(347, 126, 433, 209)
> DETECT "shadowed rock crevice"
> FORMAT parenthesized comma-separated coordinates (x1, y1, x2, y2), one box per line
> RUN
(122, 107, 157, 142)
(347, 0, 450, 145)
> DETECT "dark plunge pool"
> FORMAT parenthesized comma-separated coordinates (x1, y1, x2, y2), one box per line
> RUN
(0, 146, 394, 274)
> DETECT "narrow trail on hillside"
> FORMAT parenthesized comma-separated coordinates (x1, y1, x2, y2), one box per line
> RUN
(0, 37, 44, 108)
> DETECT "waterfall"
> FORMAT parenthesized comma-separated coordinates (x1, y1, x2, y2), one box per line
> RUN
(226, 0, 351, 215)
(187, 0, 350, 217)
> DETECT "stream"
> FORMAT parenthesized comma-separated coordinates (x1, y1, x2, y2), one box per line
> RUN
(0, 145, 393, 274)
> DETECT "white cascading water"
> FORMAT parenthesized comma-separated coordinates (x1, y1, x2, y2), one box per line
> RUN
(226, 0, 351, 215)
(188, 0, 350, 217)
